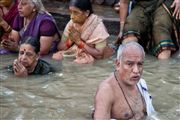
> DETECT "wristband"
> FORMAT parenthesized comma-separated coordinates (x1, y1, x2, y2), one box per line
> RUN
(65, 39, 72, 48)
(78, 41, 85, 49)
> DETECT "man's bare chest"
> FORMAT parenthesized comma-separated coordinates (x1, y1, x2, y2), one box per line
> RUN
(110, 94, 146, 120)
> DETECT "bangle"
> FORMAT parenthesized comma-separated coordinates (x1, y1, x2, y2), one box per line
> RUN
(5, 25, 12, 33)
(78, 41, 85, 49)
(65, 39, 72, 48)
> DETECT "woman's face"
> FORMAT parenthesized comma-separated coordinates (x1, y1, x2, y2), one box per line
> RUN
(69, 6, 88, 24)
(0, 0, 13, 7)
(18, 0, 36, 17)
(18, 44, 38, 68)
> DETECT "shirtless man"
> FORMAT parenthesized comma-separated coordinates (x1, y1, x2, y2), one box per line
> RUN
(93, 42, 155, 120)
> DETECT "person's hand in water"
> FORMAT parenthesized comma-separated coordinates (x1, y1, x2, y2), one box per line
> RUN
(13, 59, 28, 77)
(52, 51, 63, 60)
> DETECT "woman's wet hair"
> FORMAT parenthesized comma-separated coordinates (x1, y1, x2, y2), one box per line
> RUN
(69, 0, 93, 15)
(22, 37, 40, 54)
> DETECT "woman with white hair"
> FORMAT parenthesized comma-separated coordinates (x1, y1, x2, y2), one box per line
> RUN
(1, 0, 61, 55)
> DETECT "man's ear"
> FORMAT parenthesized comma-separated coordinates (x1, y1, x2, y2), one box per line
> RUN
(115, 59, 120, 71)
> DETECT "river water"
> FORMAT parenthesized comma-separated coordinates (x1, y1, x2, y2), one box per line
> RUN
(0, 51, 180, 120)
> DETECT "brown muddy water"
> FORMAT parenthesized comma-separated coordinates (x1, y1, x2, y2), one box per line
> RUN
(0, 48, 180, 120)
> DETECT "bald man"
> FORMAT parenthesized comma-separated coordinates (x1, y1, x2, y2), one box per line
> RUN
(93, 42, 155, 120)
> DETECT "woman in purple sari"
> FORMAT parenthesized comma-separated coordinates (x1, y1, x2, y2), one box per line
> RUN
(1, 0, 60, 55)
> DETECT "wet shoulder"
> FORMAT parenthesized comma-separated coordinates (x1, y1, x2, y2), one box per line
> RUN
(97, 74, 115, 96)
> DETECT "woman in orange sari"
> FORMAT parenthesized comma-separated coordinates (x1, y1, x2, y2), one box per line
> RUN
(53, 0, 113, 64)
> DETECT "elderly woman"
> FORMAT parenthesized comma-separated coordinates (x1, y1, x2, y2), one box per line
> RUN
(53, 0, 113, 64)
(11, 37, 53, 77)
(1, 0, 60, 55)
(0, 0, 18, 54)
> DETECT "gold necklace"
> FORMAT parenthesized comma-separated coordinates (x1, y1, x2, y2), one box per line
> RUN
(24, 19, 29, 31)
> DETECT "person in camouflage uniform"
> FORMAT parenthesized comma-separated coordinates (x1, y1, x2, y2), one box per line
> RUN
(118, 0, 180, 59)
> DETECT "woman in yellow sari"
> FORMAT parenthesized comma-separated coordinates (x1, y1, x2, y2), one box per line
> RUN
(53, 0, 113, 64)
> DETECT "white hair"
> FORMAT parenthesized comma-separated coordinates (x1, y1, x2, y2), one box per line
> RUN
(116, 41, 145, 60)
(19, 0, 47, 13)
(31, 0, 46, 13)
